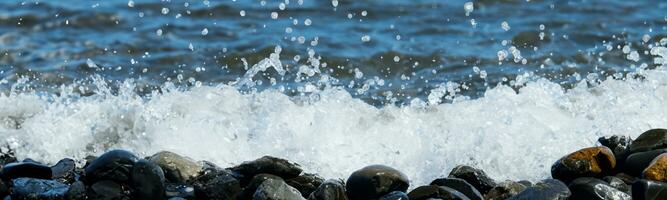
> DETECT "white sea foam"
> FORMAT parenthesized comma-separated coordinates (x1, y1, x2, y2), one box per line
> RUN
(0, 66, 666, 186)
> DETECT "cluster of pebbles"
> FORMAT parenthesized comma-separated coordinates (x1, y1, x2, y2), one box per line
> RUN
(2, 129, 667, 199)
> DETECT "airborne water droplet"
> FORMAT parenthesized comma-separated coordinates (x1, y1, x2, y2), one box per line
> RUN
(201, 28, 208, 36)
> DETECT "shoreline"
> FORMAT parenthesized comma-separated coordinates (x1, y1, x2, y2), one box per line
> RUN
(0, 129, 666, 199)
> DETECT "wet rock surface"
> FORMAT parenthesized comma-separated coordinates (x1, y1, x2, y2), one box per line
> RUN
(430, 177, 483, 200)
(2, 162, 52, 180)
(507, 179, 570, 200)
(149, 151, 202, 183)
(567, 177, 631, 200)
(308, 179, 348, 200)
(630, 129, 667, 153)
(83, 150, 138, 183)
(633, 179, 667, 200)
(484, 181, 527, 200)
(253, 178, 306, 200)
(346, 165, 409, 200)
(192, 169, 241, 199)
(625, 148, 667, 176)
(407, 185, 470, 200)
(230, 156, 303, 183)
(51, 158, 76, 184)
(448, 165, 497, 194)
(11, 178, 69, 200)
(286, 173, 324, 198)
(130, 159, 166, 199)
(551, 146, 616, 183)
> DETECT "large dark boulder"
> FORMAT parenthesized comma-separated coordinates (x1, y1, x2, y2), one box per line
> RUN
(2, 162, 52, 180)
(632, 179, 667, 200)
(430, 177, 483, 200)
(148, 151, 202, 183)
(567, 177, 631, 200)
(448, 165, 496, 194)
(192, 169, 241, 200)
(507, 179, 570, 200)
(407, 185, 470, 200)
(345, 165, 409, 200)
(230, 156, 302, 184)
(551, 147, 616, 183)
(630, 129, 667, 153)
(253, 178, 305, 200)
(83, 150, 139, 183)
(130, 159, 166, 199)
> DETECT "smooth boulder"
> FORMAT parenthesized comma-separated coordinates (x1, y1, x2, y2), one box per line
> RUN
(308, 179, 348, 200)
(148, 151, 202, 183)
(240, 174, 283, 200)
(253, 178, 305, 200)
(51, 158, 76, 184)
(625, 148, 667, 176)
(130, 159, 166, 199)
(484, 181, 527, 200)
(643, 153, 667, 182)
(87, 180, 130, 200)
(448, 165, 496, 194)
(83, 150, 139, 183)
(632, 179, 667, 200)
(430, 177, 483, 200)
(230, 156, 303, 183)
(192, 169, 241, 199)
(551, 146, 616, 183)
(407, 185, 470, 200)
(567, 177, 631, 200)
(507, 179, 570, 200)
(346, 165, 409, 200)
(630, 129, 667, 153)
(286, 173, 324, 198)
(378, 191, 409, 200)
(2, 162, 52, 180)
(11, 178, 69, 200)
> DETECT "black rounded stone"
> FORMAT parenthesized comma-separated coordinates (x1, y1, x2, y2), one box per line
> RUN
(130, 159, 166, 200)
(407, 185, 470, 200)
(87, 180, 130, 200)
(84, 150, 139, 183)
(51, 158, 76, 184)
(2, 162, 52, 180)
(624, 148, 667, 176)
(253, 178, 305, 200)
(240, 174, 283, 200)
(308, 179, 348, 200)
(10, 178, 69, 200)
(192, 169, 241, 199)
(345, 165, 409, 200)
(378, 191, 408, 200)
(485, 181, 528, 200)
(602, 176, 630, 194)
(448, 165, 496, 194)
(632, 179, 667, 200)
(230, 156, 302, 183)
(567, 177, 630, 200)
(430, 177, 483, 200)
(286, 173, 324, 198)
(507, 179, 570, 200)
(630, 129, 667, 153)
(64, 181, 86, 200)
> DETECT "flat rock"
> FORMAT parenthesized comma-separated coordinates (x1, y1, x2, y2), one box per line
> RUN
(130, 159, 166, 199)
(308, 179, 348, 200)
(286, 173, 324, 198)
(2, 162, 52, 180)
(625, 148, 667, 176)
(11, 178, 69, 200)
(632, 179, 667, 200)
(253, 178, 305, 200)
(346, 165, 409, 200)
(230, 156, 302, 183)
(448, 165, 496, 194)
(192, 169, 241, 199)
(148, 151, 202, 183)
(484, 181, 527, 200)
(567, 177, 631, 200)
(407, 185, 470, 200)
(430, 177, 483, 200)
(551, 146, 616, 183)
(83, 150, 138, 183)
(507, 179, 570, 200)
(630, 129, 667, 153)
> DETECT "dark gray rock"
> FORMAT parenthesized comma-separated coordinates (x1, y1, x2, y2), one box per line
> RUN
(230, 156, 302, 184)
(550, 147, 616, 184)
(430, 177, 483, 200)
(378, 191, 409, 200)
(10, 178, 69, 200)
(0, 147, 17, 166)
(624, 148, 667, 176)
(83, 150, 138, 183)
(507, 179, 570, 200)
(87, 180, 130, 200)
(2, 162, 52, 180)
(64, 181, 86, 200)
(630, 129, 667, 153)
(345, 165, 409, 200)
(165, 184, 194, 199)
(253, 178, 305, 200)
(51, 158, 75, 184)
(598, 135, 632, 155)
(567, 177, 631, 200)
(407, 185, 470, 200)
(286, 173, 324, 198)
(192, 169, 241, 200)
(130, 159, 166, 199)
(308, 179, 348, 200)
(484, 181, 527, 200)
(0, 180, 7, 198)
(632, 179, 667, 200)
(148, 151, 202, 183)
(602, 176, 630, 194)
(448, 165, 496, 194)
(240, 174, 283, 200)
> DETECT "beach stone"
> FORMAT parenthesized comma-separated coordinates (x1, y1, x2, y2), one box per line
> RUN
(83, 150, 138, 183)
(346, 165, 409, 200)
(253, 178, 305, 200)
(230, 156, 302, 183)
(567, 177, 631, 200)
(551, 146, 616, 183)
(602, 176, 630, 194)
(430, 177, 483, 200)
(630, 129, 667, 153)
(407, 185, 470, 200)
(286, 173, 324, 198)
(0, 181, 7, 198)
(148, 151, 202, 183)
(130, 159, 166, 199)
(240, 174, 283, 200)
(507, 179, 570, 200)
(632, 179, 667, 200)
(0, 148, 16, 166)
(165, 184, 195, 198)
(11, 178, 69, 200)
(64, 181, 86, 200)
(192, 169, 241, 199)
(517, 180, 532, 187)
(2, 162, 52, 180)
(448, 165, 496, 194)
(87, 180, 130, 200)
(51, 158, 75, 184)
(378, 191, 408, 200)
(308, 179, 348, 200)
(599, 135, 632, 155)
(484, 181, 527, 200)
(625, 148, 667, 176)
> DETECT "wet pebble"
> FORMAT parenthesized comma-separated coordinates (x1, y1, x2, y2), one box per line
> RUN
(230, 156, 303, 184)
(448, 165, 496, 194)
(11, 178, 69, 200)
(192, 169, 241, 199)
(2, 162, 52, 180)
(407, 185, 470, 200)
(148, 151, 202, 183)
(84, 150, 138, 183)
(130, 159, 166, 199)
(51, 158, 76, 184)
(629, 128, 667, 153)
(484, 181, 527, 200)
(430, 177, 483, 200)
(308, 179, 348, 200)
(507, 179, 570, 200)
(253, 178, 305, 200)
(345, 165, 409, 200)
(632, 179, 667, 200)
(551, 146, 616, 183)
(567, 177, 631, 200)
(286, 173, 324, 198)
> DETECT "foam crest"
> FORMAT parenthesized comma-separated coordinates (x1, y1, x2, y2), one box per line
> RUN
(1, 69, 667, 185)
